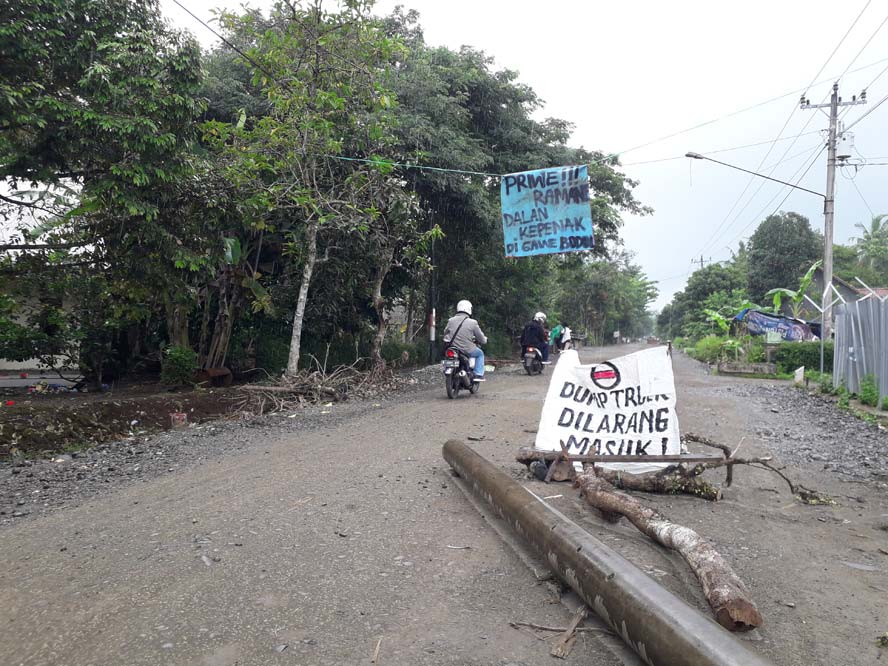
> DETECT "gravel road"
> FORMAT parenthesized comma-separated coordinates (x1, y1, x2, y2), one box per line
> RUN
(1, 346, 886, 666)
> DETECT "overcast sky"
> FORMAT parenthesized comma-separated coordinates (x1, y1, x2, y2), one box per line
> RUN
(159, 0, 888, 308)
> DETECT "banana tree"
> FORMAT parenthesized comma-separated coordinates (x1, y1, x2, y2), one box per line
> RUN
(765, 260, 822, 320)
(703, 308, 731, 335)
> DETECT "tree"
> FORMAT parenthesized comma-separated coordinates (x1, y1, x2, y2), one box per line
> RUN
(1, 0, 202, 217)
(852, 214, 888, 278)
(765, 260, 822, 319)
(215, 0, 403, 377)
(746, 212, 820, 303)
(1, 0, 206, 379)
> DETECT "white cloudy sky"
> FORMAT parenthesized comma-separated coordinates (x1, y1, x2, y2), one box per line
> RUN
(159, 0, 888, 308)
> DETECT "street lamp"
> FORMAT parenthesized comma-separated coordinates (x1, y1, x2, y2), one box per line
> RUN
(684, 153, 825, 199)
(685, 151, 831, 374)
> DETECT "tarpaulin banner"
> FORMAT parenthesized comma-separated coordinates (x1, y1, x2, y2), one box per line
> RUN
(534, 348, 681, 474)
(501, 165, 593, 257)
(736, 309, 815, 341)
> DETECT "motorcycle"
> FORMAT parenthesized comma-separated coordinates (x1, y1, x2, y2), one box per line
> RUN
(522, 346, 544, 375)
(441, 346, 480, 399)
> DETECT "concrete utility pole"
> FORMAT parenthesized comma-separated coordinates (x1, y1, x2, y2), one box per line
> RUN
(801, 83, 866, 339)
(693, 255, 711, 271)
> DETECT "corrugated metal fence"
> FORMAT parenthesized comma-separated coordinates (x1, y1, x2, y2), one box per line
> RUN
(833, 297, 888, 399)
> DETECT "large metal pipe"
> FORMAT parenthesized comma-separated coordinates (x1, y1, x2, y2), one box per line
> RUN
(443, 440, 775, 666)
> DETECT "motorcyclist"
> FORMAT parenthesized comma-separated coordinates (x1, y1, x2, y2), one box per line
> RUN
(442, 299, 488, 381)
(520, 312, 550, 363)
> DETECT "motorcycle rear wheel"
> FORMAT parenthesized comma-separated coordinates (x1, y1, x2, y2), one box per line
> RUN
(445, 373, 460, 399)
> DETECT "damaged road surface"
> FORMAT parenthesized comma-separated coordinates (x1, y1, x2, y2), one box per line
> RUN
(1, 345, 887, 665)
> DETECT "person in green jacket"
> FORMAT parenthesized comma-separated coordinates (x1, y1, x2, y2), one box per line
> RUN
(550, 322, 564, 352)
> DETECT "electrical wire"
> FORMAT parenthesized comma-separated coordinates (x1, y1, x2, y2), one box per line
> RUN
(620, 130, 823, 166)
(170, 0, 285, 90)
(848, 174, 875, 218)
(845, 89, 888, 130)
(723, 145, 826, 250)
(691, 1, 872, 259)
(171, 0, 888, 182)
(838, 7, 888, 79)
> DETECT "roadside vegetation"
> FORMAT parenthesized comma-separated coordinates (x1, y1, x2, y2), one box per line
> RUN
(1, 0, 658, 387)
(660, 212, 887, 380)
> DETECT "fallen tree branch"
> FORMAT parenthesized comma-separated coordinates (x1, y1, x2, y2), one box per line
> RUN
(575, 472, 763, 632)
(684, 433, 832, 504)
(592, 465, 722, 501)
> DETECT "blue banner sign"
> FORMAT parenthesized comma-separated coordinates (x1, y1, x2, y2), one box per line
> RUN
(501, 165, 593, 257)
(735, 309, 815, 341)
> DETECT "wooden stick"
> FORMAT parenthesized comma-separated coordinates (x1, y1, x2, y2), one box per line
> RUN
(510, 621, 612, 634)
(575, 472, 763, 632)
(517, 447, 723, 464)
(551, 607, 587, 659)
(371, 637, 382, 664)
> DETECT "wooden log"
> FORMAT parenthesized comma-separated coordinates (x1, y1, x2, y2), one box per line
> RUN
(516, 447, 723, 464)
(593, 466, 722, 501)
(575, 472, 763, 632)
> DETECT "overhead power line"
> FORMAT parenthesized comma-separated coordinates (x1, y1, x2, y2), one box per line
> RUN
(620, 131, 822, 166)
(170, 0, 286, 89)
(692, 1, 873, 259)
(838, 7, 888, 79)
(723, 145, 827, 250)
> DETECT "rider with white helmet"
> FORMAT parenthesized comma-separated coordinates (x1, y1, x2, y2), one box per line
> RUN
(521, 311, 551, 363)
(442, 299, 488, 381)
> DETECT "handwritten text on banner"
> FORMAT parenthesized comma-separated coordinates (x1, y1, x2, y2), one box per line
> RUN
(501, 165, 593, 257)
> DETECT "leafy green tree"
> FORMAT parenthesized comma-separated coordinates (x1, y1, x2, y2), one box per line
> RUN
(1, 0, 202, 219)
(213, 0, 404, 376)
(747, 212, 820, 303)
(852, 214, 888, 278)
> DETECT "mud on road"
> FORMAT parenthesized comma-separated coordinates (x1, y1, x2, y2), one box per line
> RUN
(0, 345, 886, 666)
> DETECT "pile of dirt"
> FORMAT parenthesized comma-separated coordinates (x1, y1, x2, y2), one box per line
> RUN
(0, 363, 463, 460)
(0, 389, 240, 458)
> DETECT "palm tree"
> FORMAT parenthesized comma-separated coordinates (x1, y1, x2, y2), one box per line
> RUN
(853, 214, 888, 272)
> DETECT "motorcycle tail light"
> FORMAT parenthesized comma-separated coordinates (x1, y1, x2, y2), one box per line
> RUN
(527, 347, 535, 352)
(446, 349, 456, 358)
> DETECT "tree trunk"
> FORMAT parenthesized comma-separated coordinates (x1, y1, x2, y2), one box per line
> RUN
(164, 298, 190, 349)
(286, 219, 319, 378)
(204, 269, 242, 370)
(197, 286, 213, 368)
(404, 289, 415, 343)
(575, 472, 763, 632)
(369, 245, 395, 369)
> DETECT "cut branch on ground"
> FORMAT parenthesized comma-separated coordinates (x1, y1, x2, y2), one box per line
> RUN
(575, 472, 763, 632)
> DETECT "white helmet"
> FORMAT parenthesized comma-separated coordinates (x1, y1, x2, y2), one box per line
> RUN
(534, 311, 547, 323)
(457, 299, 473, 315)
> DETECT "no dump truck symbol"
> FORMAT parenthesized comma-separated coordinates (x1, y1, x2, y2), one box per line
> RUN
(590, 362, 621, 390)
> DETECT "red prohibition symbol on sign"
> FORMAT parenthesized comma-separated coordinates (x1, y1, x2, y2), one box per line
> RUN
(590, 362, 621, 390)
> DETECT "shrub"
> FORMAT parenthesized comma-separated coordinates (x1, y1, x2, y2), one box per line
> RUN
(161, 345, 198, 386)
(805, 370, 833, 393)
(380, 339, 426, 366)
(859, 374, 880, 407)
(692, 336, 725, 364)
(836, 385, 850, 409)
(256, 335, 291, 375)
(773, 341, 833, 374)
(881, 396, 888, 411)
(747, 338, 766, 363)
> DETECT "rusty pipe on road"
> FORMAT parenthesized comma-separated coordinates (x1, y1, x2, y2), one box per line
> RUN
(443, 440, 774, 666)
